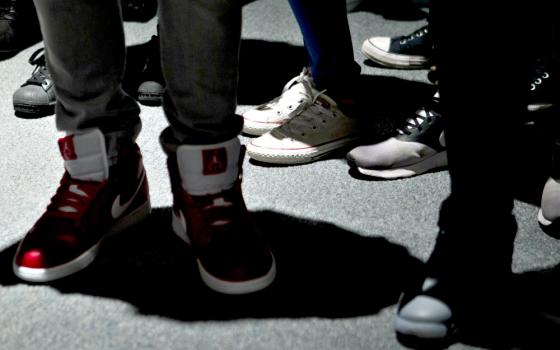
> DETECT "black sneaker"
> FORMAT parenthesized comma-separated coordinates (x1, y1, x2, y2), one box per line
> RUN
(0, 0, 41, 54)
(347, 91, 447, 179)
(361, 25, 432, 69)
(137, 35, 164, 106)
(13, 47, 56, 118)
(527, 56, 556, 112)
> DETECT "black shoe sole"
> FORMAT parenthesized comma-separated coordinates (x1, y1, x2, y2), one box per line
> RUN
(396, 332, 454, 350)
(14, 103, 55, 119)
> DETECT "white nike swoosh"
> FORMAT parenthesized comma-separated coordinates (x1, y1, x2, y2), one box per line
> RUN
(172, 209, 191, 244)
(111, 169, 145, 219)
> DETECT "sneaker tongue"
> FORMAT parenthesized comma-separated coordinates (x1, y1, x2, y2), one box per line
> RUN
(58, 129, 109, 182)
(176, 138, 240, 195)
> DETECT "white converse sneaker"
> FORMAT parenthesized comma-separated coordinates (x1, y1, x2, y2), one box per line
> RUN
(247, 92, 359, 164)
(362, 25, 432, 69)
(242, 68, 319, 136)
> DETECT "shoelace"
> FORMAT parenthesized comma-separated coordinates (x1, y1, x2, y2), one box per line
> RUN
(399, 26, 429, 45)
(397, 95, 440, 135)
(281, 90, 338, 136)
(46, 174, 104, 220)
(25, 48, 50, 86)
(0, 0, 16, 21)
(258, 69, 316, 114)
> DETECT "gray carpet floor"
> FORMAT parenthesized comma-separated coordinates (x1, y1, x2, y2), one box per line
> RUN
(1, 1, 560, 349)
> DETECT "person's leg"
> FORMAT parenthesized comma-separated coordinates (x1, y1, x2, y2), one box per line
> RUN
(395, 1, 529, 346)
(157, 0, 275, 294)
(13, 0, 149, 282)
(34, 0, 140, 134)
(158, 0, 242, 146)
(288, 0, 360, 99)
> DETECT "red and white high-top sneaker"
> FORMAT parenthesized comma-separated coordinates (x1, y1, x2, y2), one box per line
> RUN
(168, 137, 276, 294)
(13, 128, 151, 282)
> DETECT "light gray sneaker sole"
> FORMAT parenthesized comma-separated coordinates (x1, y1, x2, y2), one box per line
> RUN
(357, 150, 447, 179)
(247, 136, 360, 165)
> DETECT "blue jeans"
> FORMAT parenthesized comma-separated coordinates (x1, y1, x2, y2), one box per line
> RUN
(288, 0, 361, 99)
(33, 0, 243, 145)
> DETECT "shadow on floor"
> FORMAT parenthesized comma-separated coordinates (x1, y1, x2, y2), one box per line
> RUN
(0, 209, 422, 321)
(1, 209, 560, 348)
(1, 212, 560, 350)
(455, 266, 560, 350)
(510, 112, 558, 206)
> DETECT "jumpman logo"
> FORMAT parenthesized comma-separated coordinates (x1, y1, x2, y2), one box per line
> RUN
(202, 148, 227, 175)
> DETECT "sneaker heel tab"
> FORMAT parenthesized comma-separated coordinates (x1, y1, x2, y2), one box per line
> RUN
(58, 135, 77, 161)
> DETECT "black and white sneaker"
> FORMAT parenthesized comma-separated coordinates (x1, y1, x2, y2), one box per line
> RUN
(361, 25, 432, 69)
(527, 56, 556, 112)
(347, 91, 447, 179)
(13, 48, 56, 118)
(137, 35, 165, 106)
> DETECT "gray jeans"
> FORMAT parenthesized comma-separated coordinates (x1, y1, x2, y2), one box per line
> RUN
(33, 0, 243, 145)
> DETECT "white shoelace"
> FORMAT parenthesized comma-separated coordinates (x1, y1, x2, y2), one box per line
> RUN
(258, 69, 317, 118)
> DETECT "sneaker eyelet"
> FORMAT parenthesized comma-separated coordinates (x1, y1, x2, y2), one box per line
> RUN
(400, 39, 406, 44)
(530, 83, 536, 91)
(535, 78, 542, 85)
(543, 72, 550, 79)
